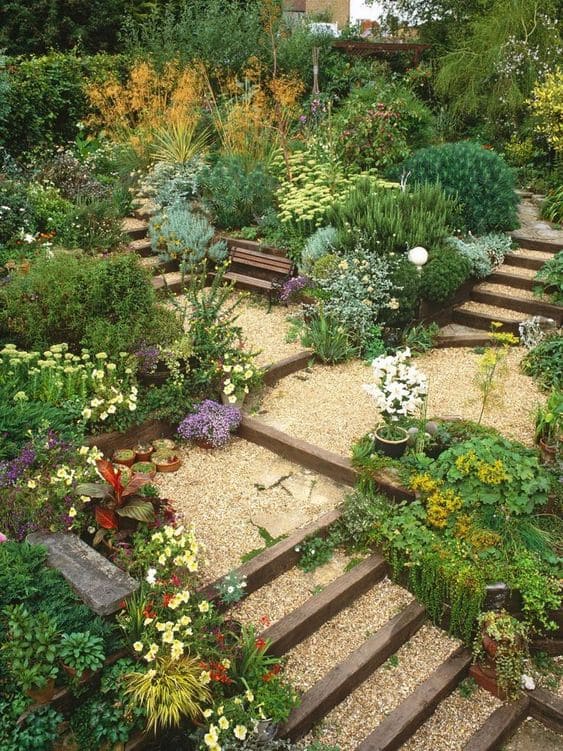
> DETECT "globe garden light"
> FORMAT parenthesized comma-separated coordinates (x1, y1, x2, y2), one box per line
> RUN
(408, 246, 428, 273)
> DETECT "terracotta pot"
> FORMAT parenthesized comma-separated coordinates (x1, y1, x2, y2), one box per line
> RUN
(373, 426, 409, 458)
(539, 438, 557, 464)
(154, 455, 182, 473)
(62, 664, 94, 683)
(131, 462, 157, 478)
(152, 438, 176, 452)
(134, 444, 154, 463)
(469, 663, 507, 700)
(194, 438, 216, 450)
(112, 451, 135, 468)
(482, 633, 498, 659)
(27, 678, 56, 704)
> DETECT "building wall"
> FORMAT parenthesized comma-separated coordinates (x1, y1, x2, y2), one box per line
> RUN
(306, 0, 350, 28)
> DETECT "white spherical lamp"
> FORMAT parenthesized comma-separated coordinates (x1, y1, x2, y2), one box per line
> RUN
(408, 246, 428, 272)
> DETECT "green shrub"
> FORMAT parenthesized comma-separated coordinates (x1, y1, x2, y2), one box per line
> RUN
(392, 142, 519, 234)
(298, 306, 359, 364)
(535, 251, 563, 305)
(522, 335, 563, 391)
(421, 246, 471, 303)
(0, 53, 124, 154)
(330, 180, 455, 256)
(449, 233, 511, 279)
(199, 155, 276, 230)
(541, 185, 563, 225)
(333, 81, 435, 172)
(0, 251, 181, 356)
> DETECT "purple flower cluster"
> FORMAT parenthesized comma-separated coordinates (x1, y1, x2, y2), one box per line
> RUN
(279, 275, 310, 303)
(0, 445, 37, 488)
(177, 400, 241, 448)
(135, 344, 161, 375)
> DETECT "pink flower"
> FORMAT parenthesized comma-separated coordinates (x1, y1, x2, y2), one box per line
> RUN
(0, 532, 8, 543)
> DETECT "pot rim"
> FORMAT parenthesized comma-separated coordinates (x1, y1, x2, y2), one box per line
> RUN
(374, 425, 409, 444)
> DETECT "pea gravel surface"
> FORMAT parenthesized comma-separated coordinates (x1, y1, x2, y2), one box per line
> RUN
(285, 578, 414, 692)
(258, 347, 543, 452)
(300, 624, 460, 751)
(155, 439, 346, 583)
(401, 688, 502, 751)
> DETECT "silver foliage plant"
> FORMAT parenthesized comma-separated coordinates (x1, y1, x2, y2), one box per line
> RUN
(448, 233, 511, 279)
(299, 225, 338, 275)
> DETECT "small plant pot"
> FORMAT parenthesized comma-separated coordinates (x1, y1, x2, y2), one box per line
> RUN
(538, 438, 557, 464)
(152, 438, 176, 452)
(373, 426, 409, 458)
(134, 443, 154, 463)
(469, 663, 507, 701)
(131, 461, 157, 478)
(154, 454, 182, 473)
(482, 633, 498, 659)
(62, 664, 94, 684)
(27, 678, 56, 704)
(112, 449, 136, 467)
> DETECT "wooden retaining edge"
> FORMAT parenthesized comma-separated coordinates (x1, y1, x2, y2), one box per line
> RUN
(529, 687, 563, 734)
(356, 647, 472, 751)
(85, 418, 175, 457)
(260, 554, 388, 657)
(531, 638, 563, 656)
(239, 415, 414, 501)
(198, 508, 342, 605)
(463, 696, 530, 751)
(280, 601, 426, 741)
(435, 333, 491, 349)
(263, 350, 315, 386)
(510, 233, 562, 254)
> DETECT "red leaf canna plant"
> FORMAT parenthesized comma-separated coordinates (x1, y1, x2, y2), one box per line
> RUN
(76, 459, 155, 539)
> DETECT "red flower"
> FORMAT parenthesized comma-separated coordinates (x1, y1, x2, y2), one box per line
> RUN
(262, 664, 281, 682)
(143, 601, 157, 619)
(162, 593, 173, 607)
(259, 615, 271, 627)
(255, 638, 267, 650)
(169, 574, 181, 588)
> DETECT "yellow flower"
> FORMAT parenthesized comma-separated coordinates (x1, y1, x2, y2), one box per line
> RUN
(198, 600, 210, 613)
(133, 641, 143, 652)
(218, 716, 229, 730)
(234, 725, 248, 740)
(68, 507, 77, 518)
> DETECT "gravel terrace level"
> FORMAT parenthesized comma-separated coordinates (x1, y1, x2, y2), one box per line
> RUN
(401, 687, 502, 751)
(258, 348, 544, 452)
(285, 578, 414, 693)
(504, 717, 562, 751)
(300, 624, 460, 751)
(231, 552, 350, 628)
(155, 439, 347, 583)
(455, 301, 527, 321)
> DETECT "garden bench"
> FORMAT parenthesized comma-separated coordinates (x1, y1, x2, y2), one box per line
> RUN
(220, 245, 295, 308)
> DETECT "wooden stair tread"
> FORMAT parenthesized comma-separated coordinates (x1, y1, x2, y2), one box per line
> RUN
(281, 601, 426, 741)
(128, 238, 153, 256)
(356, 648, 471, 751)
(510, 232, 563, 254)
(152, 271, 183, 292)
(463, 697, 529, 751)
(470, 286, 561, 321)
(260, 554, 388, 656)
(503, 251, 544, 271)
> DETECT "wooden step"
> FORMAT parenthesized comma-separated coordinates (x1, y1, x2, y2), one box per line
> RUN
(452, 307, 521, 335)
(152, 271, 183, 294)
(280, 601, 426, 741)
(488, 269, 537, 291)
(529, 688, 563, 735)
(140, 256, 178, 275)
(463, 697, 529, 751)
(260, 555, 388, 656)
(471, 287, 562, 323)
(511, 233, 563, 254)
(435, 332, 492, 348)
(504, 251, 545, 271)
(356, 647, 472, 751)
(122, 217, 148, 241)
(128, 238, 153, 257)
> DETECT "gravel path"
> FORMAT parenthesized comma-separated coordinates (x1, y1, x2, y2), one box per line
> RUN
(258, 348, 543, 453)
(401, 688, 501, 751)
(300, 624, 460, 750)
(155, 439, 347, 582)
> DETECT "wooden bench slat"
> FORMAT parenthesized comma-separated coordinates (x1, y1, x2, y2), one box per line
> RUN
(231, 254, 293, 272)
(222, 271, 273, 289)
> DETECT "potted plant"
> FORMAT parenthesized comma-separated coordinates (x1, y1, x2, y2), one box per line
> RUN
(60, 631, 106, 683)
(472, 610, 529, 700)
(177, 399, 241, 449)
(131, 461, 157, 478)
(152, 451, 182, 473)
(112, 449, 136, 468)
(152, 438, 176, 453)
(534, 390, 562, 463)
(363, 349, 428, 458)
(220, 351, 262, 407)
(3, 605, 60, 703)
(134, 443, 154, 462)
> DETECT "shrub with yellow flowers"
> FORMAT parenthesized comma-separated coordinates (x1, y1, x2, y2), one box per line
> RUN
(529, 68, 563, 155)
(410, 474, 463, 529)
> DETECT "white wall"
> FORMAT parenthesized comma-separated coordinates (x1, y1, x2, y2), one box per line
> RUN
(350, 0, 385, 22)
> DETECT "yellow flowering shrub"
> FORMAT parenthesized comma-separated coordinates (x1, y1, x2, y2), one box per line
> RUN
(410, 474, 463, 529)
(454, 450, 509, 485)
(529, 68, 563, 154)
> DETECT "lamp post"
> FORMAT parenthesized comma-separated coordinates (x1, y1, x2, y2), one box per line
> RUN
(408, 246, 428, 273)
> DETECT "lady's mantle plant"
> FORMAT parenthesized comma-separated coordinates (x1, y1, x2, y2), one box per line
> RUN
(363, 348, 427, 439)
(177, 400, 241, 448)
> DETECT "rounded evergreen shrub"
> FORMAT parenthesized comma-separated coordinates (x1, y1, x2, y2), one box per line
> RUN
(391, 142, 519, 235)
(421, 247, 471, 304)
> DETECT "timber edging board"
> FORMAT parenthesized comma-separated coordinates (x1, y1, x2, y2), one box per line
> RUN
(462, 696, 530, 751)
(280, 600, 426, 741)
(260, 554, 388, 657)
(529, 687, 563, 734)
(263, 350, 315, 385)
(356, 647, 472, 751)
(198, 508, 342, 606)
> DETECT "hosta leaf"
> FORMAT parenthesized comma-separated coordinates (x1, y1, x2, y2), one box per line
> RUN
(116, 499, 155, 523)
